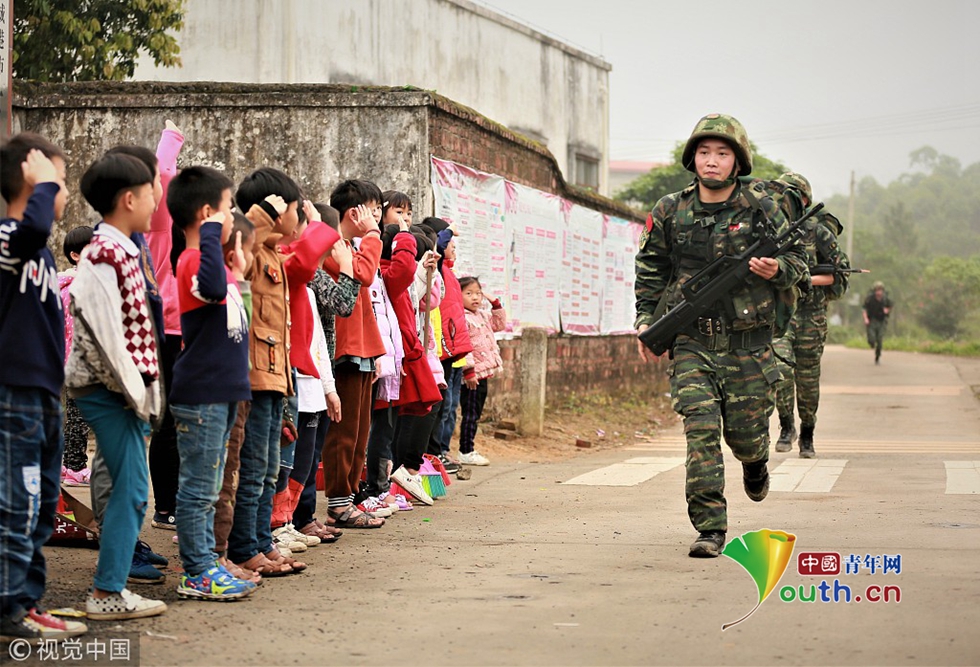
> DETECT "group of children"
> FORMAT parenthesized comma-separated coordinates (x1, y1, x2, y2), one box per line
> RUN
(0, 123, 505, 640)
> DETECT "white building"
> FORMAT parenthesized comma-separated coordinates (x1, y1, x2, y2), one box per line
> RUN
(134, 0, 611, 194)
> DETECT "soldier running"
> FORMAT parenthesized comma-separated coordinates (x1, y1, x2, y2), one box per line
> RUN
(634, 114, 808, 558)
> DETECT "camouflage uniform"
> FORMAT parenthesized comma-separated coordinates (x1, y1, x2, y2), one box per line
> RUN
(635, 115, 809, 535)
(863, 282, 892, 363)
(770, 175, 850, 442)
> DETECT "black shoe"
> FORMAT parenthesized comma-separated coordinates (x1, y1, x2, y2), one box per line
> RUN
(775, 417, 796, 453)
(135, 539, 169, 567)
(151, 511, 176, 530)
(689, 531, 726, 558)
(798, 425, 816, 459)
(0, 611, 40, 641)
(438, 454, 461, 475)
(743, 459, 770, 502)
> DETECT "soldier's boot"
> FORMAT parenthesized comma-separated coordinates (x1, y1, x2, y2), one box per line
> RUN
(798, 424, 816, 459)
(689, 531, 726, 558)
(775, 416, 796, 453)
(742, 459, 769, 502)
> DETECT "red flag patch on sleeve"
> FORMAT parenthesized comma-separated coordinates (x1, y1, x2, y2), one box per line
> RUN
(645, 213, 654, 232)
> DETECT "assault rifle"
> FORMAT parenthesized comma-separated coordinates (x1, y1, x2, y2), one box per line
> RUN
(811, 265, 870, 275)
(638, 203, 824, 356)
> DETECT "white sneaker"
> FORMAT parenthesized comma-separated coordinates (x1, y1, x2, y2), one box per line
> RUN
(273, 526, 307, 552)
(458, 451, 490, 466)
(390, 467, 434, 505)
(284, 523, 320, 547)
(86, 588, 167, 621)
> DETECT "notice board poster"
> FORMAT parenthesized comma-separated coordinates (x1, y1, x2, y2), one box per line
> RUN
(430, 158, 508, 304)
(600, 215, 641, 334)
(504, 181, 563, 332)
(560, 202, 603, 334)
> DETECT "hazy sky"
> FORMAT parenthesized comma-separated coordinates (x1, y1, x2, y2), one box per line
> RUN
(477, 0, 980, 199)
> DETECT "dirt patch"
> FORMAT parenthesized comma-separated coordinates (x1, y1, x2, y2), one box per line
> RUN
(454, 389, 681, 463)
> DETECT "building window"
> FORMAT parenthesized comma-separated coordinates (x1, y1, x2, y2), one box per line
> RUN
(573, 153, 600, 190)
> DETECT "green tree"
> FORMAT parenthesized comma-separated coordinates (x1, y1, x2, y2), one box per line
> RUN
(13, 0, 184, 82)
(614, 141, 790, 211)
(914, 256, 980, 338)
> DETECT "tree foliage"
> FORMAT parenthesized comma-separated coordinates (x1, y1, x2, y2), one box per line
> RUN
(613, 141, 789, 211)
(13, 0, 184, 82)
(825, 147, 980, 341)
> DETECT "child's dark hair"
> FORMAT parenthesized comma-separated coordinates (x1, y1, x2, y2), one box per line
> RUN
(167, 166, 234, 230)
(106, 145, 158, 179)
(420, 216, 449, 234)
(0, 132, 65, 202)
(411, 226, 435, 261)
(380, 223, 400, 261)
(381, 189, 412, 221)
(314, 203, 340, 230)
(329, 179, 381, 224)
(459, 276, 482, 291)
(235, 167, 301, 217)
(223, 212, 255, 255)
(80, 153, 154, 216)
(63, 226, 94, 265)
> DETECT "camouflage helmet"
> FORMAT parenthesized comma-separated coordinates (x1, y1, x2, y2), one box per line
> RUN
(778, 172, 813, 202)
(682, 113, 753, 176)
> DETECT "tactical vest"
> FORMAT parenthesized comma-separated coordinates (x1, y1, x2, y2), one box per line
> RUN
(662, 178, 787, 333)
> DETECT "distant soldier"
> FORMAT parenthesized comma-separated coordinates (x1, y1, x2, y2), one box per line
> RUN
(863, 281, 892, 365)
(770, 173, 851, 458)
(634, 114, 808, 558)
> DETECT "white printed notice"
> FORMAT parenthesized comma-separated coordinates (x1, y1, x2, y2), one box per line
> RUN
(430, 158, 508, 304)
(601, 216, 641, 334)
(560, 202, 603, 334)
(504, 182, 563, 332)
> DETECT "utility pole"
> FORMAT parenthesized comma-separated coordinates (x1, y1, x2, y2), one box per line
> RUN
(846, 170, 855, 261)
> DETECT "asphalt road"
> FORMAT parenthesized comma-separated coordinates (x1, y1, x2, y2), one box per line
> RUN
(32, 345, 980, 666)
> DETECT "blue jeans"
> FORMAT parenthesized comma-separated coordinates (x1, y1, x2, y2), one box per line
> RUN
(74, 386, 150, 593)
(171, 402, 236, 576)
(435, 364, 463, 453)
(0, 386, 63, 621)
(228, 391, 282, 563)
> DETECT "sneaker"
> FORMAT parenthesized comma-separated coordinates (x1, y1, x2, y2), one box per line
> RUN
(438, 454, 461, 474)
(177, 564, 255, 601)
(0, 609, 87, 640)
(151, 511, 176, 530)
(689, 531, 726, 558)
(357, 496, 394, 517)
(86, 588, 167, 620)
(391, 466, 434, 506)
(284, 523, 320, 547)
(128, 551, 166, 585)
(61, 467, 91, 486)
(742, 460, 770, 502)
(458, 451, 490, 466)
(135, 539, 169, 567)
(272, 526, 307, 553)
(379, 491, 413, 512)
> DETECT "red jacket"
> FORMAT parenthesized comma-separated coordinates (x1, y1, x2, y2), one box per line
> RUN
(283, 223, 340, 377)
(323, 231, 385, 362)
(438, 259, 473, 362)
(381, 232, 440, 416)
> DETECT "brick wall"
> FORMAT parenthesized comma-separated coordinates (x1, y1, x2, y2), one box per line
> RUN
(484, 334, 668, 422)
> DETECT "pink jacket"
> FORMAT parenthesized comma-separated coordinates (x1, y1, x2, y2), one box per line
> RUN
(145, 128, 184, 336)
(463, 300, 506, 381)
(414, 264, 445, 388)
(59, 271, 75, 362)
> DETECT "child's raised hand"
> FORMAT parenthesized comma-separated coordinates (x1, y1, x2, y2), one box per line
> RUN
(231, 231, 247, 278)
(330, 237, 353, 271)
(164, 119, 182, 134)
(264, 194, 287, 217)
(204, 211, 225, 225)
(351, 204, 376, 235)
(21, 149, 59, 187)
(422, 251, 440, 271)
(303, 199, 321, 223)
